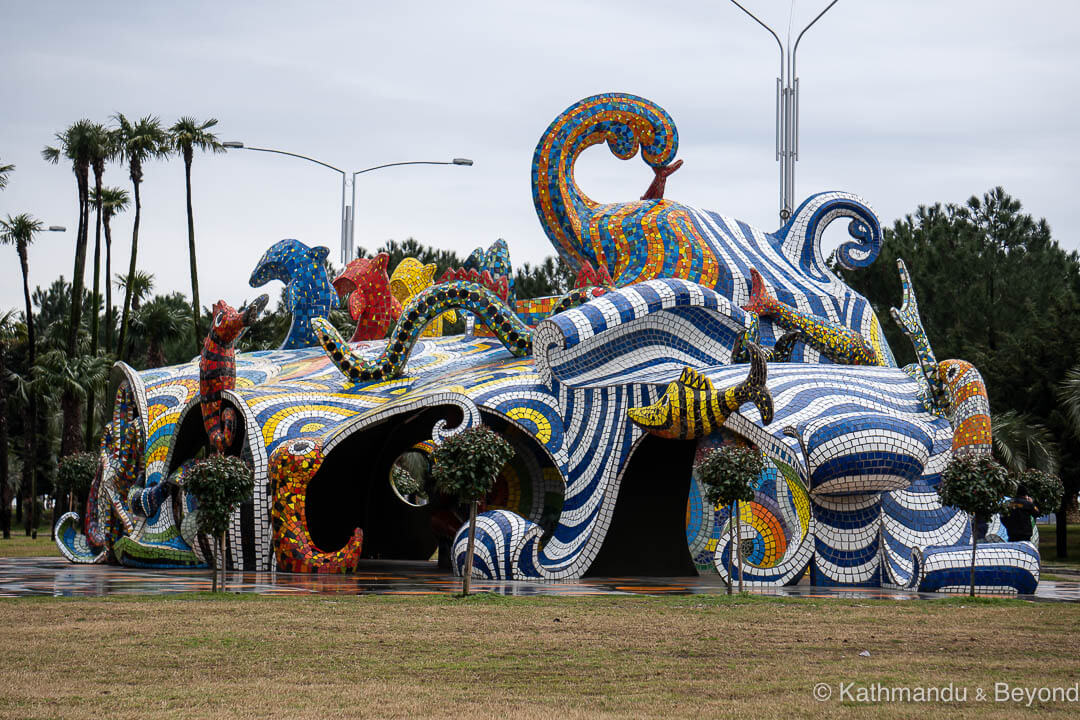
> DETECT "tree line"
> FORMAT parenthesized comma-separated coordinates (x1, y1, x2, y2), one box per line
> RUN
(0, 115, 221, 538)
(3, 133, 576, 540)
(836, 186, 1080, 557)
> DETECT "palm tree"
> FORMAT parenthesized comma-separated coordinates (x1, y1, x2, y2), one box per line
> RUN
(91, 186, 129, 353)
(115, 270, 155, 312)
(0, 159, 14, 190)
(1057, 366, 1080, 558)
(84, 123, 116, 450)
(1, 214, 44, 535)
(991, 410, 1060, 475)
(0, 309, 19, 538)
(129, 295, 188, 368)
(112, 113, 170, 360)
(44, 119, 99, 458)
(35, 344, 111, 471)
(169, 117, 224, 355)
(42, 120, 96, 357)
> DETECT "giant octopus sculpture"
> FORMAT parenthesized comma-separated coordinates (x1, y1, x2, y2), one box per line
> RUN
(58, 92, 1039, 593)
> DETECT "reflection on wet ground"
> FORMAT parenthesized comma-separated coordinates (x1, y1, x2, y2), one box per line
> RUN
(2, 557, 1078, 601)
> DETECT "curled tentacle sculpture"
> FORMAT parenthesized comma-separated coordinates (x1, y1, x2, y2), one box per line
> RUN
(270, 437, 364, 572)
(937, 359, 992, 458)
(313, 281, 599, 382)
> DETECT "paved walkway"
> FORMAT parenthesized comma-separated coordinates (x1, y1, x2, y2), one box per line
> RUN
(2, 557, 1078, 601)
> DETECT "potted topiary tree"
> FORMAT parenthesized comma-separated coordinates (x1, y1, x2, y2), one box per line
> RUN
(695, 444, 764, 594)
(1014, 468, 1064, 525)
(185, 455, 255, 592)
(937, 454, 1011, 597)
(430, 426, 514, 596)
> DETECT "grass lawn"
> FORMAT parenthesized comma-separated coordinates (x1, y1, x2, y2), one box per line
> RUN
(1039, 523, 1080, 568)
(0, 593, 1077, 719)
(0, 520, 60, 558)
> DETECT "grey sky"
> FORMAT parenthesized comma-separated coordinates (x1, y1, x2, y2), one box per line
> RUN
(1, 0, 1077, 314)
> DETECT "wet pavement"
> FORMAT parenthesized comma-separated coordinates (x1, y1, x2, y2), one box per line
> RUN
(2, 557, 1078, 601)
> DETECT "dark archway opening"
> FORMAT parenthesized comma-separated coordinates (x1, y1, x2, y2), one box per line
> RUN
(586, 435, 698, 577)
(305, 407, 463, 561)
(166, 398, 248, 568)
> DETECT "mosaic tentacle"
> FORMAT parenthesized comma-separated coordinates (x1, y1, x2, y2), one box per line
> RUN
(532, 93, 680, 274)
(774, 193, 883, 281)
(937, 359, 992, 458)
(270, 438, 364, 573)
(889, 258, 944, 406)
(313, 281, 598, 382)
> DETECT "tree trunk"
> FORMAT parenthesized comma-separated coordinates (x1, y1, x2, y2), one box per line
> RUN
(735, 500, 744, 593)
(1056, 497, 1068, 560)
(0, 340, 9, 539)
(59, 390, 83, 458)
(17, 242, 38, 539)
(211, 536, 218, 593)
(117, 171, 141, 359)
(220, 531, 227, 592)
(969, 513, 977, 598)
(727, 505, 734, 595)
(184, 153, 202, 356)
(104, 215, 114, 356)
(67, 165, 90, 357)
(85, 166, 104, 450)
(463, 500, 477, 596)
(60, 167, 89, 464)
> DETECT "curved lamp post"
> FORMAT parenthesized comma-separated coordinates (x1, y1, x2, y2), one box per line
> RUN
(728, 0, 839, 221)
(222, 141, 472, 264)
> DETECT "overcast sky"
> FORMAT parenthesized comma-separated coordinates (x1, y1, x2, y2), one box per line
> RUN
(1, 0, 1077, 314)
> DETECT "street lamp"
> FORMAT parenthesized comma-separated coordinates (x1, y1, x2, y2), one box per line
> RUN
(347, 157, 474, 262)
(48, 226, 66, 232)
(224, 141, 473, 264)
(728, 0, 839, 221)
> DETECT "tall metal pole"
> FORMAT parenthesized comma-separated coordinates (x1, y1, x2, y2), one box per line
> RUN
(222, 142, 350, 263)
(347, 158, 473, 262)
(728, 0, 839, 221)
(223, 144, 471, 264)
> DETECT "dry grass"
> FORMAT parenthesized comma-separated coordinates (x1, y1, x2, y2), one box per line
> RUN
(0, 527, 60, 558)
(1040, 523, 1080, 569)
(0, 593, 1076, 719)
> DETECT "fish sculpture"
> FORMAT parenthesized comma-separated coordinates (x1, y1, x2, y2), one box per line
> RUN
(249, 239, 337, 349)
(742, 268, 885, 366)
(627, 342, 774, 440)
(390, 257, 456, 337)
(333, 253, 402, 342)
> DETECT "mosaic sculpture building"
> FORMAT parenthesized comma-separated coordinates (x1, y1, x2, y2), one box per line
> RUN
(56, 93, 1040, 593)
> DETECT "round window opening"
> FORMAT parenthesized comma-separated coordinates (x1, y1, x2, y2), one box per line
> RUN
(389, 449, 430, 507)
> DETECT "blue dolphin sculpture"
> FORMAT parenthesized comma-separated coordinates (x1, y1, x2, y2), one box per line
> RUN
(249, 239, 338, 349)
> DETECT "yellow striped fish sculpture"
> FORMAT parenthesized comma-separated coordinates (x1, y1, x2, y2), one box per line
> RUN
(627, 342, 774, 440)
